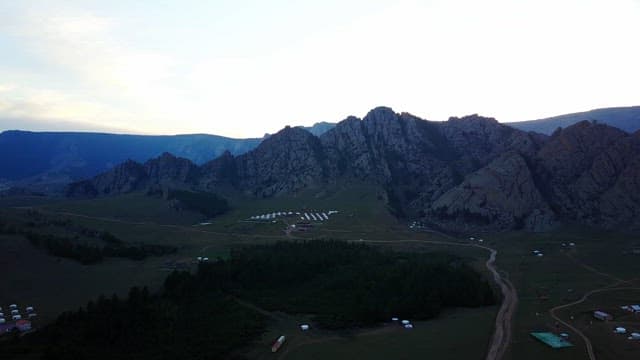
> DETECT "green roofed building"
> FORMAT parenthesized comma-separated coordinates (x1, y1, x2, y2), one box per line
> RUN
(530, 332, 574, 349)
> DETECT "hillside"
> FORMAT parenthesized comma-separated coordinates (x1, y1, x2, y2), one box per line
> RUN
(67, 106, 640, 232)
(509, 106, 640, 134)
(0, 131, 262, 185)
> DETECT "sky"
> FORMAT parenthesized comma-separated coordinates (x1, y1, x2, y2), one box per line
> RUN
(0, 0, 639, 138)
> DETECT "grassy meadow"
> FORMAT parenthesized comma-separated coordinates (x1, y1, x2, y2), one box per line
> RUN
(1, 189, 640, 359)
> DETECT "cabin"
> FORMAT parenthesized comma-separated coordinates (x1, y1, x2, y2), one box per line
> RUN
(593, 311, 613, 321)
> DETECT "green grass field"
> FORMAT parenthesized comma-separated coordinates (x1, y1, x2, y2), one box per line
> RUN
(277, 307, 497, 360)
(488, 228, 640, 360)
(2, 190, 640, 359)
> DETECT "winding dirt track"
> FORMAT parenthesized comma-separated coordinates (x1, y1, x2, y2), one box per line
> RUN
(549, 286, 640, 360)
(357, 239, 516, 360)
(547, 251, 640, 360)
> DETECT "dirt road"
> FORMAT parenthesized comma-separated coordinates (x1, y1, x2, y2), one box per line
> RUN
(481, 246, 517, 360)
(358, 239, 516, 360)
(550, 286, 640, 360)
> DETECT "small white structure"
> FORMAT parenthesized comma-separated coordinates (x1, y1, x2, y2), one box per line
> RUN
(404, 324, 414, 329)
(11, 310, 19, 315)
(196, 256, 203, 261)
(0, 319, 5, 324)
(322, 213, 329, 220)
(9, 304, 17, 310)
(478, 239, 484, 243)
(12, 315, 21, 320)
(532, 250, 540, 254)
(559, 333, 569, 338)
(569, 242, 575, 246)
(629, 332, 640, 340)
(470, 237, 475, 241)
(614, 327, 627, 334)
(271, 335, 286, 353)
(304, 213, 310, 220)
(202, 257, 209, 262)
(391, 317, 399, 322)
(26, 306, 34, 312)
(401, 320, 410, 325)
(536, 253, 544, 257)
(300, 324, 310, 331)
(28, 313, 37, 318)
(631, 305, 640, 312)
(594, 311, 613, 321)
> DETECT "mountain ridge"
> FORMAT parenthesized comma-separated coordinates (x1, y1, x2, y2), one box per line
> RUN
(65, 107, 640, 233)
(508, 106, 640, 134)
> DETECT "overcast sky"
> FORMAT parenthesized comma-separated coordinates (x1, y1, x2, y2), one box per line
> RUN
(1, 0, 639, 137)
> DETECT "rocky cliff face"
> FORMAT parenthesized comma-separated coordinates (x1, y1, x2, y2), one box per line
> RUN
(429, 152, 554, 232)
(235, 126, 327, 197)
(66, 107, 640, 232)
(66, 153, 200, 197)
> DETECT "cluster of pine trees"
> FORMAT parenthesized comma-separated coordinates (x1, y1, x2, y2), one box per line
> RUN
(0, 241, 496, 359)
(197, 240, 496, 328)
(24, 231, 177, 265)
(1, 286, 266, 360)
(167, 190, 230, 218)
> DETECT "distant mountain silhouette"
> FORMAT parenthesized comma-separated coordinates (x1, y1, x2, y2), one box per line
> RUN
(509, 106, 640, 134)
(0, 131, 261, 187)
(299, 121, 337, 136)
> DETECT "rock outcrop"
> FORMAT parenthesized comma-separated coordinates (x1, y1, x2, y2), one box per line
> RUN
(429, 152, 554, 232)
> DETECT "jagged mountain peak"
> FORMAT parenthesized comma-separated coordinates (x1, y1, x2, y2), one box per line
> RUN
(363, 106, 398, 122)
(445, 114, 501, 129)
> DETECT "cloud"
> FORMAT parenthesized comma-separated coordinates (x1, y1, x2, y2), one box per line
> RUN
(0, 0, 638, 137)
(0, 116, 135, 133)
(0, 6, 179, 133)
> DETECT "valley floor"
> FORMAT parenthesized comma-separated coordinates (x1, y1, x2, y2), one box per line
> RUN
(1, 192, 640, 360)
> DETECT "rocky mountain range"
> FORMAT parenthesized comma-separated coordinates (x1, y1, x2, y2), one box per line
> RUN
(4, 106, 638, 193)
(66, 106, 640, 233)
